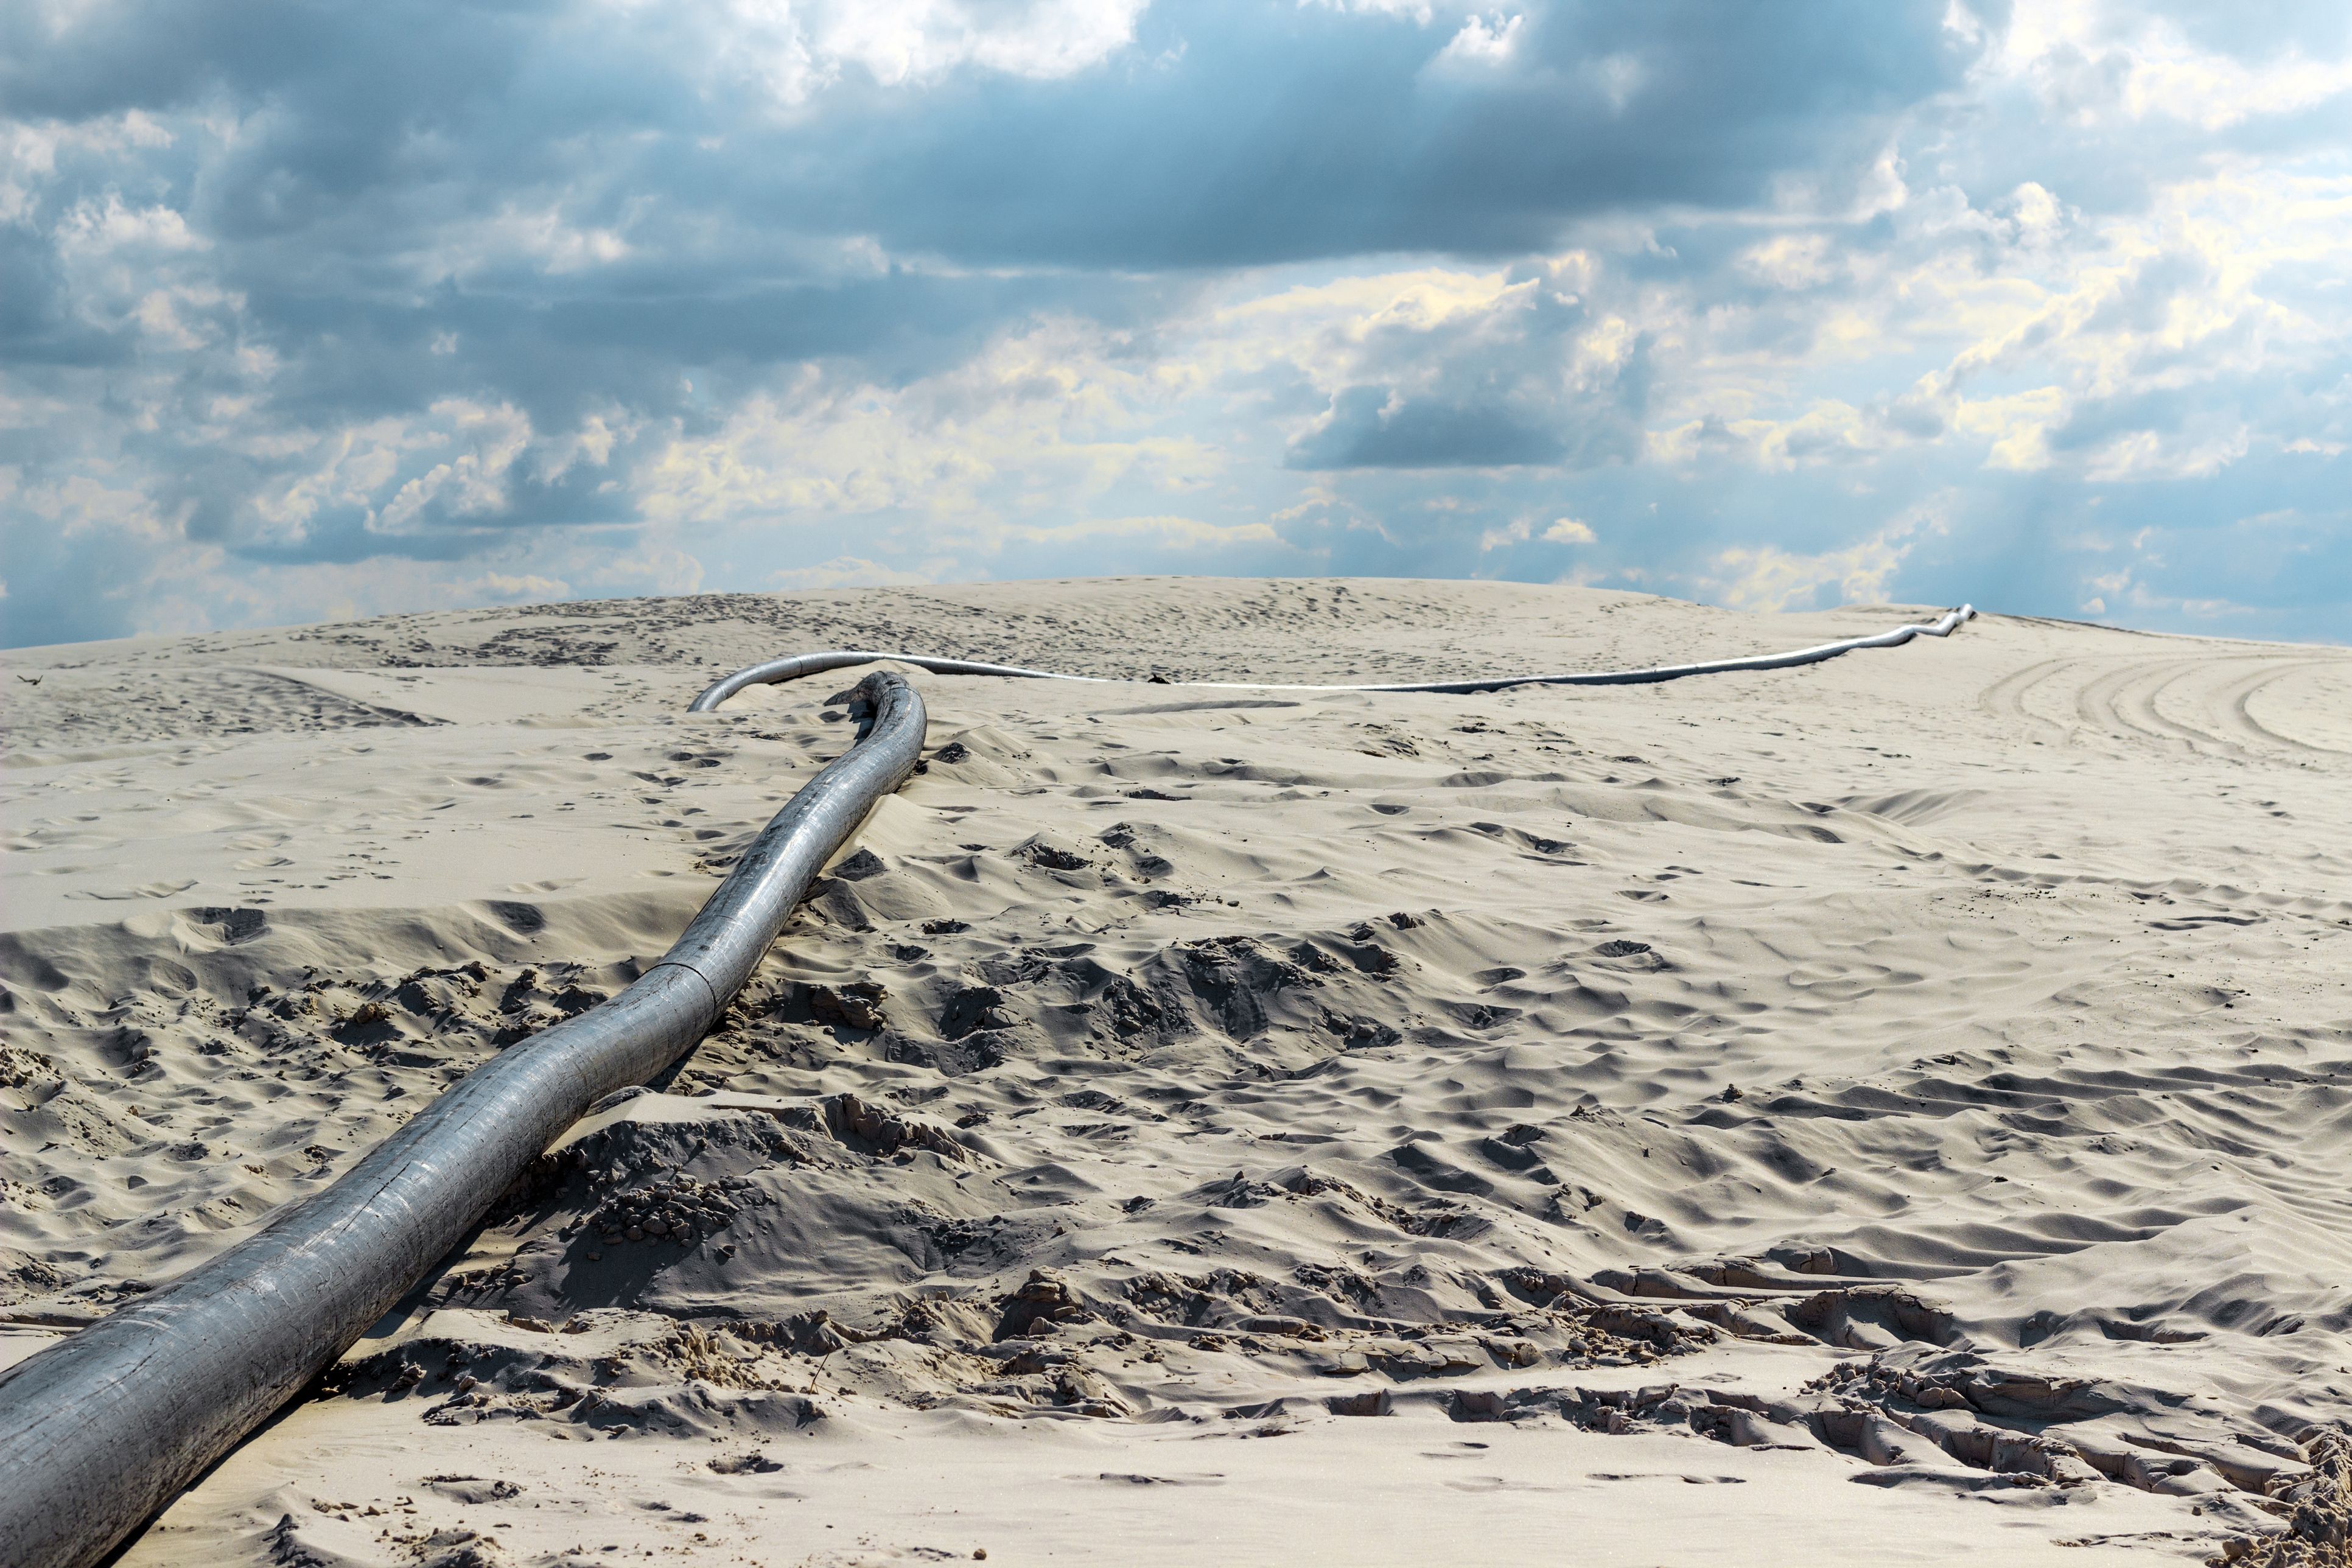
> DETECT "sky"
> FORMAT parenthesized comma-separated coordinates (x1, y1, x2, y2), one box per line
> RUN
(3, 0, 2349, 648)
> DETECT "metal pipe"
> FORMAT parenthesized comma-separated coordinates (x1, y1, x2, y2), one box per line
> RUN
(688, 606, 1976, 709)
(0, 672, 927, 1568)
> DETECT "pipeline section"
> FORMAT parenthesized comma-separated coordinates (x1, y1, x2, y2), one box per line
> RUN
(688, 604, 1976, 709)
(0, 673, 928, 1568)
(1, 601, 1981, 1566)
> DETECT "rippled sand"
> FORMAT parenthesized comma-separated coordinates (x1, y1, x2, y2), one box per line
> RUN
(3, 579, 2347, 1566)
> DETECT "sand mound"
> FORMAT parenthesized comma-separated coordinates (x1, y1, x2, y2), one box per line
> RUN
(2, 579, 2347, 1566)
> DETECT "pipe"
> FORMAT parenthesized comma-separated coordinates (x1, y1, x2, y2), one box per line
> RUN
(688, 605, 1976, 710)
(0, 673, 927, 1568)
(1, 600, 1983, 1563)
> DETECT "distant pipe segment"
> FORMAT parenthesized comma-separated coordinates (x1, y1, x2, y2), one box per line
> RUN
(687, 605, 1977, 709)
(0, 673, 926, 1568)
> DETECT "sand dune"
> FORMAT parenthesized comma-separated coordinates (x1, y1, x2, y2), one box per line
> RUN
(2, 579, 2347, 1566)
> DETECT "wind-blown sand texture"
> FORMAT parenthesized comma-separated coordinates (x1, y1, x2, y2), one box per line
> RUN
(2, 578, 2347, 1567)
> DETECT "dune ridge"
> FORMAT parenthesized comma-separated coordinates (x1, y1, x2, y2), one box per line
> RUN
(2, 578, 2347, 1566)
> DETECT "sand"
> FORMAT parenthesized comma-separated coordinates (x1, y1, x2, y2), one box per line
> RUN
(1, 578, 2347, 1567)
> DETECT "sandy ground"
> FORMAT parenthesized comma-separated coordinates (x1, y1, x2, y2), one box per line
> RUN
(2, 578, 2348, 1567)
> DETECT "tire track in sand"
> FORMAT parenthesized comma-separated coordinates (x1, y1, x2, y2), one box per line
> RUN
(1981, 650, 2352, 765)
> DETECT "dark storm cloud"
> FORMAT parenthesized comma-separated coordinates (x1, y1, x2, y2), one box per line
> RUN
(7, 0, 1970, 341)
(790, 1, 1970, 268)
(1287, 389, 1570, 469)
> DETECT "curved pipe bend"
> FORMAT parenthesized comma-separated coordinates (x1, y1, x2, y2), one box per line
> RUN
(688, 605, 1976, 710)
(0, 673, 927, 1568)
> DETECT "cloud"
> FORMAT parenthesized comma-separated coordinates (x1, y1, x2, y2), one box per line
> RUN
(1278, 256, 1648, 471)
(807, 2, 1970, 269)
(1, 0, 2348, 646)
(1701, 502, 1949, 614)
(1432, 13, 1524, 70)
(1288, 386, 1571, 469)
